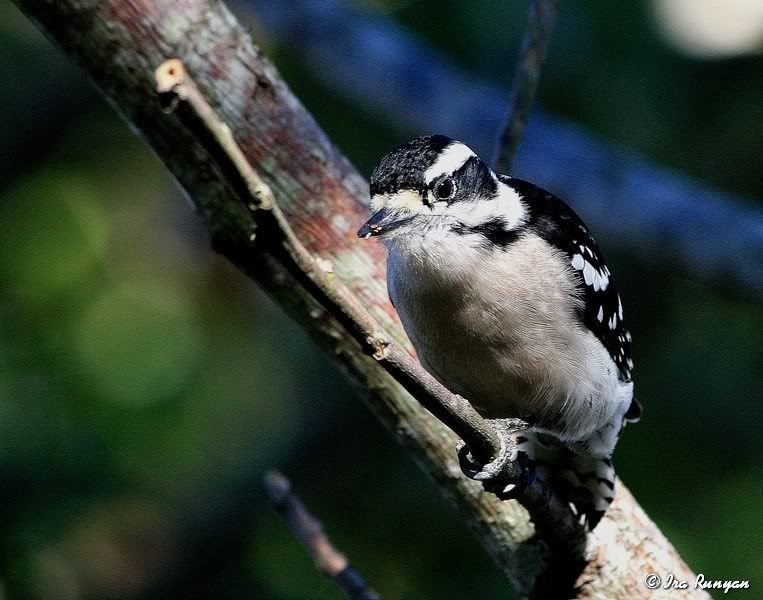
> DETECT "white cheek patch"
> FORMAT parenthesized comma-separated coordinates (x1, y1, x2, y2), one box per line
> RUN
(446, 197, 499, 226)
(430, 201, 449, 214)
(443, 179, 527, 228)
(424, 142, 476, 184)
(371, 189, 423, 212)
(494, 181, 527, 229)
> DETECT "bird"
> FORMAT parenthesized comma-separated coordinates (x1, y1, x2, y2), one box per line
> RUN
(358, 135, 640, 529)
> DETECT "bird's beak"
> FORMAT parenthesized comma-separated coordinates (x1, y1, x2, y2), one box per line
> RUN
(357, 208, 413, 238)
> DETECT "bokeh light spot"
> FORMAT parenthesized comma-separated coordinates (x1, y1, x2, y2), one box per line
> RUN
(0, 171, 107, 298)
(71, 283, 204, 407)
(653, 0, 763, 58)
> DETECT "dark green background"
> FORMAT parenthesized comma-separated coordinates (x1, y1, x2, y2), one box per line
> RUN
(1, 1, 761, 598)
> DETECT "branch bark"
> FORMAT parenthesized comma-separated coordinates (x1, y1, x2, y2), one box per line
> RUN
(13, 0, 708, 597)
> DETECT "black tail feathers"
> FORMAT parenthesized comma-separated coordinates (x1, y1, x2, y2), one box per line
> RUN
(516, 432, 616, 531)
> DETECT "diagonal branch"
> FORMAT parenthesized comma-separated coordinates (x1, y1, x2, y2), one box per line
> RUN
(494, 0, 559, 173)
(12, 0, 708, 597)
(264, 470, 382, 600)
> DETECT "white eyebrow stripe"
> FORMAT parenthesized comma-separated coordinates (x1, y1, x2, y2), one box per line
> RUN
(424, 143, 476, 184)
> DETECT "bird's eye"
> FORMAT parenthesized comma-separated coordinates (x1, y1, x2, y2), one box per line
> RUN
(434, 177, 456, 201)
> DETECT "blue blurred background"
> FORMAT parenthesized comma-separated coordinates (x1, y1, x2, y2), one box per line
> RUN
(1, 1, 761, 598)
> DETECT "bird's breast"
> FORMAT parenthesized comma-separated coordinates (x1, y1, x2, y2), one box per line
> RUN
(386, 233, 622, 440)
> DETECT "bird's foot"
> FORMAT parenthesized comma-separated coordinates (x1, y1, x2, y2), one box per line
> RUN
(457, 419, 536, 500)
(482, 452, 536, 500)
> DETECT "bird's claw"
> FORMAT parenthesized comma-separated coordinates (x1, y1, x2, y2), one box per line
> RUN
(457, 436, 515, 480)
(482, 454, 536, 500)
(457, 422, 536, 500)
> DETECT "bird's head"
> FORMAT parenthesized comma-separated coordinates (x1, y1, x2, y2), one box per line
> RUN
(358, 135, 526, 242)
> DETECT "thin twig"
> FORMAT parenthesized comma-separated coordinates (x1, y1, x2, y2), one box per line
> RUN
(154, 58, 585, 583)
(494, 0, 559, 173)
(264, 470, 382, 600)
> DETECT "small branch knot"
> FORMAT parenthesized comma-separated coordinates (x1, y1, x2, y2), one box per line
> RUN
(367, 332, 390, 360)
(155, 58, 186, 93)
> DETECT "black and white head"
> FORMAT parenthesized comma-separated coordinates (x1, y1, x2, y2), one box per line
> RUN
(358, 135, 525, 246)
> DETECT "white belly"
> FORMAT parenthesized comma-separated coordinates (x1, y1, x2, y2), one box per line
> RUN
(387, 232, 629, 441)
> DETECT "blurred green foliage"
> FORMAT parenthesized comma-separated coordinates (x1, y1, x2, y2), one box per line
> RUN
(0, 1, 761, 599)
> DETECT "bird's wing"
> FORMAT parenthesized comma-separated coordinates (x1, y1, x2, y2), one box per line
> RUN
(505, 176, 634, 383)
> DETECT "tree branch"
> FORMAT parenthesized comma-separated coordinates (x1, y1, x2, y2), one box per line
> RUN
(264, 470, 381, 600)
(494, 0, 559, 173)
(12, 0, 708, 597)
